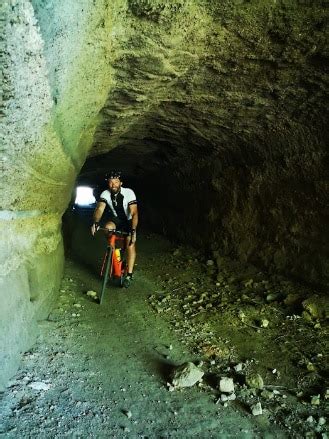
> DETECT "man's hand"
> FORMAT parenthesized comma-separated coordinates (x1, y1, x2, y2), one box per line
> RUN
(91, 222, 100, 236)
(91, 202, 106, 236)
(129, 229, 137, 246)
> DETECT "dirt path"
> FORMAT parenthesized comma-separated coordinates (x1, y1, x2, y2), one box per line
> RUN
(0, 233, 289, 438)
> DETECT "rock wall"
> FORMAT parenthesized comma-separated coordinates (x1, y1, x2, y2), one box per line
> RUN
(138, 136, 329, 286)
(0, 0, 116, 388)
(0, 0, 68, 389)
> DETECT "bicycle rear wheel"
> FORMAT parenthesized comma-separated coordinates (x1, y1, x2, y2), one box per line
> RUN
(119, 268, 126, 287)
(119, 250, 127, 287)
(100, 247, 113, 305)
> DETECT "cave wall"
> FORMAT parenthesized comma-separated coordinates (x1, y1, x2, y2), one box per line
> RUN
(138, 133, 329, 286)
(0, 0, 118, 388)
(1, 0, 70, 389)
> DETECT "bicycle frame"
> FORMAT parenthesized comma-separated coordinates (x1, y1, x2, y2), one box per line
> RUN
(100, 233, 125, 278)
(99, 229, 128, 304)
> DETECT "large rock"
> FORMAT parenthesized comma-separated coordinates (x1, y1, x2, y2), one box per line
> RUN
(302, 296, 329, 321)
(170, 362, 204, 389)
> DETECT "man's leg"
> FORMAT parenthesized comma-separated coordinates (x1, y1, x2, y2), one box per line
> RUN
(104, 221, 116, 230)
(126, 238, 136, 275)
(123, 235, 136, 288)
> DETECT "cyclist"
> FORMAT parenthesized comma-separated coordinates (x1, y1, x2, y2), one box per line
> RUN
(91, 170, 138, 287)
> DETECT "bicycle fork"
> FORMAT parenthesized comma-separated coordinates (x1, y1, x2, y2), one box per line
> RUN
(99, 246, 113, 305)
(99, 247, 125, 304)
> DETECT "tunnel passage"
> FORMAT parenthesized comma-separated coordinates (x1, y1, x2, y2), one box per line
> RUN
(76, 126, 329, 288)
(1, 0, 329, 389)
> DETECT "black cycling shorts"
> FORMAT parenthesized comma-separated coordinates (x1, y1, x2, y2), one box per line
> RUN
(110, 216, 131, 233)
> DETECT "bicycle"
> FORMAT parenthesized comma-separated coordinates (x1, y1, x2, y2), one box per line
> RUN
(98, 228, 129, 304)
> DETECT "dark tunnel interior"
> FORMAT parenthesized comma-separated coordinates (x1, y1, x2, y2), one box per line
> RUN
(71, 120, 329, 287)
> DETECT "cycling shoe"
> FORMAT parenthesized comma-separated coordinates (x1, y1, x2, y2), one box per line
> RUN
(123, 275, 133, 288)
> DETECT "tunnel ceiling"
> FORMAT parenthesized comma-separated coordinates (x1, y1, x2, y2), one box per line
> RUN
(75, 0, 329, 182)
(5, 0, 329, 190)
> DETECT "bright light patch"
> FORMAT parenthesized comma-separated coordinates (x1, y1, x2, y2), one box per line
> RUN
(75, 186, 96, 206)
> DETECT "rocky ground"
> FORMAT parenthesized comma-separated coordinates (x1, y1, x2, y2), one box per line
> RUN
(145, 233, 329, 438)
(0, 232, 328, 438)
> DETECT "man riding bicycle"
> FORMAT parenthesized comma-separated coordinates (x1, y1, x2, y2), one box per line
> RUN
(91, 170, 138, 288)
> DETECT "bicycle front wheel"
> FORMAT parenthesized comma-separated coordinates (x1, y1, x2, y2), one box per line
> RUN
(99, 247, 113, 305)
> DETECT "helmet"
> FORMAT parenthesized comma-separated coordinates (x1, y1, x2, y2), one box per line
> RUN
(105, 170, 122, 180)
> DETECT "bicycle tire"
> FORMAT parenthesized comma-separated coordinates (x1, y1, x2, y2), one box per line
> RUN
(99, 247, 113, 305)
(119, 250, 126, 287)
(119, 265, 125, 287)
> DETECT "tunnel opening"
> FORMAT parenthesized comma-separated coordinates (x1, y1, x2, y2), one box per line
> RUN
(74, 186, 96, 207)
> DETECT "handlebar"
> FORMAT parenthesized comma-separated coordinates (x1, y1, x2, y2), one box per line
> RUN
(98, 227, 130, 236)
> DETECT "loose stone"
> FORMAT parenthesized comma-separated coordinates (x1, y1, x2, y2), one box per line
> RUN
(123, 410, 132, 418)
(260, 319, 269, 328)
(170, 362, 204, 389)
(245, 373, 264, 390)
(234, 363, 243, 372)
(86, 290, 98, 298)
(28, 381, 51, 391)
(251, 402, 263, 416)
(261, 390, 274, 399)
(219, 377, 234, 393)
(311, 395, 320, 405)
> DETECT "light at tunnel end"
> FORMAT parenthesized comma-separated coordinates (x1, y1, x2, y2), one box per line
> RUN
(75, 186, 96, 206)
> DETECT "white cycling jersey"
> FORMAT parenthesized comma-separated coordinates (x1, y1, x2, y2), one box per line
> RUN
(99, 187, 137, 220)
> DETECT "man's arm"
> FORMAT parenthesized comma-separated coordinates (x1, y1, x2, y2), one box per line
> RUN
(91, 201, 106, 235)
(129, 204, 138, 244)
(129, 204, 138, 231)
